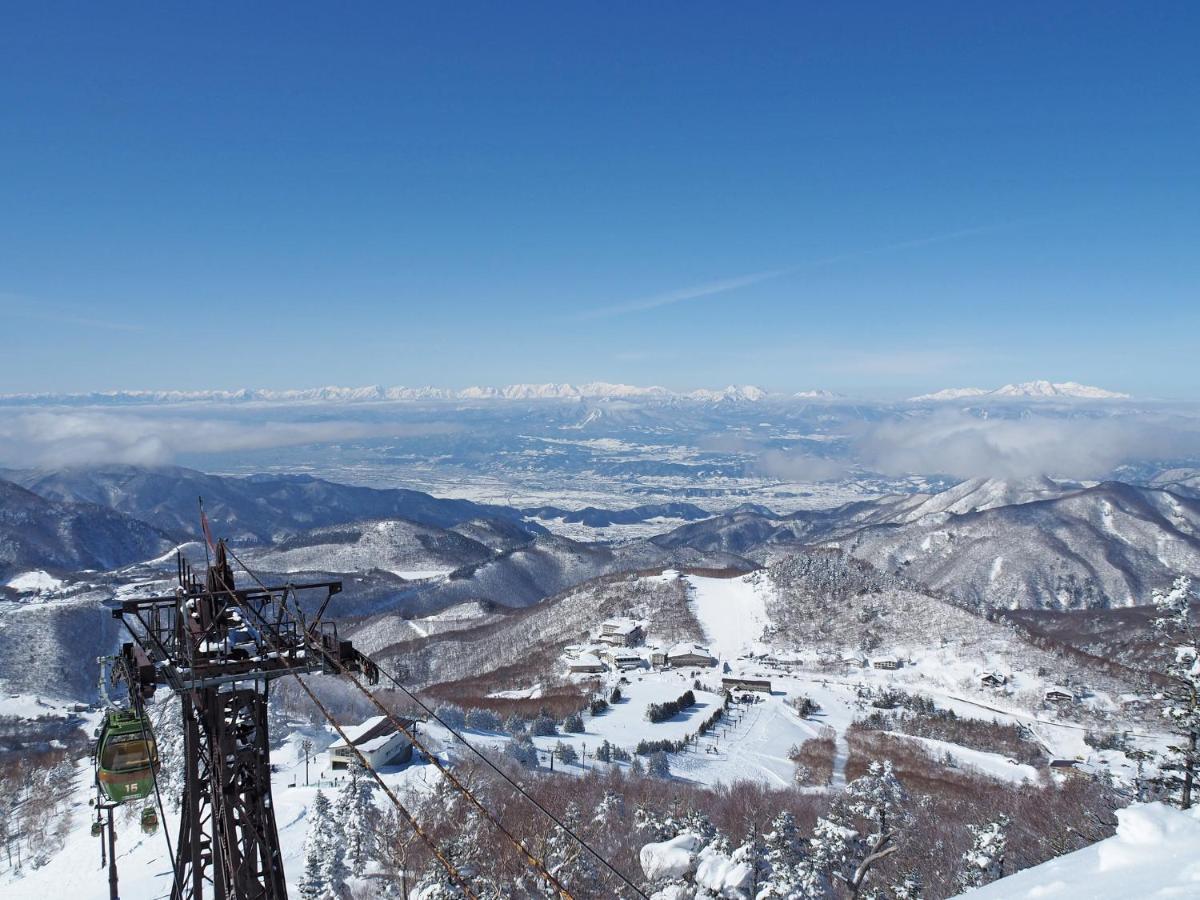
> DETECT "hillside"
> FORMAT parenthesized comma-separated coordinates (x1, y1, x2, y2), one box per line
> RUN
(12, 465, 539, 544)
(831, 482, 1200, 609)
(243, 518, 496, 577)
(0, 479, 171, 579)
(654, 478, 1200, 610)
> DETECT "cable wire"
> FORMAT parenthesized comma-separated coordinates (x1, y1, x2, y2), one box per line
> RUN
(222, 547, 575, 900)
(133, 690, 180, 895)
(203, 547, 478, 898)
(225, 543, 647, 900)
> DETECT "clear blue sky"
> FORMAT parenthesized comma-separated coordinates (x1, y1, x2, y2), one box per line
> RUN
(1, 3, 1197, 397)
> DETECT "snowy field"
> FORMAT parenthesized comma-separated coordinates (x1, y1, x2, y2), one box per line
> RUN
(1, 727, 439, 900)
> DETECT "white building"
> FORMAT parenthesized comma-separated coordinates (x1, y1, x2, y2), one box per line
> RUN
(666, 643, 717, 668)
(598, 618, 645, 647)
(602, 648, 643, 670)
(568, 653, 607, 674)
(329, 715, 414, 770)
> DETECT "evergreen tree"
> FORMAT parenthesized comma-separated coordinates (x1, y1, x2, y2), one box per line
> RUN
(759, 811, 829, 899)
(465, 708, 502, 732)
(541, 801, 596, 895)
(434, 704, 466, 731)
(149, 693, 186, 810)
(563, 712, 585, 733)
(300, 790, 333, 900)
(647, 750, 671, 778)
(504, 733, 539, 768)
(892, 869, 924, 899)
(817, 760, 909, 897)
(336, 760, 376, 877)
(1153, 576, 1200, 808)
(531, 709, 558, 736)
(957, 816, 1009, 891)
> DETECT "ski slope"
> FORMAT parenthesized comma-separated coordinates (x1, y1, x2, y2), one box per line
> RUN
(683, 572, 773, 662)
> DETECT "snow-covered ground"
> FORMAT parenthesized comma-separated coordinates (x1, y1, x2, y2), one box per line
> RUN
(683, 572, 773, 662)
(1, 727, 438, 900)
(958, 802, 1200, 899)
(4, 570, 66, 593)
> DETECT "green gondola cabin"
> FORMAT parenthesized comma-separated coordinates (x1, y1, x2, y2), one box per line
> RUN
(96, 709, 161, 803)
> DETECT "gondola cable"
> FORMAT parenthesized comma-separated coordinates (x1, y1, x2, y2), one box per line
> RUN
(224, 544, 648, 900)
(204, 556, 480, 898)
(222, 558, 571, 899)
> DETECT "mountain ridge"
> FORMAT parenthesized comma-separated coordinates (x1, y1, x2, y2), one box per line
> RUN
(910, 380, 1131, 402)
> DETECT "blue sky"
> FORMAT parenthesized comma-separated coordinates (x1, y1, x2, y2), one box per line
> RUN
(1, 3, 1197, 397)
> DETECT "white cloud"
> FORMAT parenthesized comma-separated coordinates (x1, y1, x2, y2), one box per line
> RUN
(0, 410, 457, 468)
(852, 410, 1200, 479)
(755, 449, 852, 481)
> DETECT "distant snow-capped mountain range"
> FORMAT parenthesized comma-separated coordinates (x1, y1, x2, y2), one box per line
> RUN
(0, 382, 779, 405)
(0, 379, 1130, 406)
(909, 380, 1131, 402)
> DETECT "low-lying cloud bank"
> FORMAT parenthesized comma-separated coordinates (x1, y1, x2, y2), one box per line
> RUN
(0, 409, 457, 468)
(758, 411, 1200, 482)
(1, 401, 1197, 484)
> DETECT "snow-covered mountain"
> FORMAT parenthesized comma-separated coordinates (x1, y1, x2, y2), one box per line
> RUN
(0, 382, 773, 406)
(910, 381, 1131, 402)
(654, 476, 1200, 610)
(0, 478, 172, 579)
(12, 465, 536, 544)
(792, 389, 843, 400)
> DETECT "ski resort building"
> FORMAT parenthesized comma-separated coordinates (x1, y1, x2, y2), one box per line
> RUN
(568, 653, 607, 674)
(598, 618, 645, 647)
(602, 648, 644, 670)
(871, 656, 901, 670)
(721, 676, 772, 694)
(1044, 686, 1076, 703)
(666, 643, 717, 668)
(979, 671, 1008, 688)
(328, 715, 415, 770)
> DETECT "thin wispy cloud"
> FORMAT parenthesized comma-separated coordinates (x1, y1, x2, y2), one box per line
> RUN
(0, 292, 143, 333)
(577, 270, 784, 320)
(576, 221, 1027, 320)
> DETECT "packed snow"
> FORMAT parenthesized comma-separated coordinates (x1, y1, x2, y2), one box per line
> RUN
(5, 570, 65, 593)
(958, 803, 1200, 898)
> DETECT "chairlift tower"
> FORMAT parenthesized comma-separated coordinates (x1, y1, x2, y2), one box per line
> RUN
(112, 540, 377, 900)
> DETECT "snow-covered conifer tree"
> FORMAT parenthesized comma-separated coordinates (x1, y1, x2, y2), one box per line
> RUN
(504, 733, 539, 768)
(553, 740, 579, 766)
(336, 760, 377, 877)
(541, 801, 596, 895)
(647, 750, 670, 778)
(891, 869, 924, 899)
(815, 760, 909, 897)
(1153, 576, 1200, 808)
(149, 693, 185, 810)
(957, 815, 1009, 890)
(300, 790, 333, 900)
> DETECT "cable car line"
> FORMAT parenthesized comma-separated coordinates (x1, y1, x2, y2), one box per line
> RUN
(134, 690, 180, 888)
(201, 552, 479, 898)
(226, 542, 648, 899)
(287, 669, 481, 900)
(369, 661, 653, 900)
(222, 546, 577, 899)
